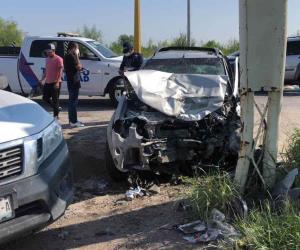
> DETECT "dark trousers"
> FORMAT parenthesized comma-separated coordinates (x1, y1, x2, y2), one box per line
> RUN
(68, 87, 79, 123)
(43, 83, 60, 117)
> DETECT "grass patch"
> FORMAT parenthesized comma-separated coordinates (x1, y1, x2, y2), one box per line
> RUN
(236, 200, 300, 250)
(185, 173, 239, 220)
(281, 128, 300, 187)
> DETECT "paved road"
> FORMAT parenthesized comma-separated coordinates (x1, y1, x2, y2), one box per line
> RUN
(255, 93, 300, 150)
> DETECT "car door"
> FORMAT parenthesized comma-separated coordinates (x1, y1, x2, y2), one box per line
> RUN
(19, 39, 67, 94)
(77, 42, 103, 95)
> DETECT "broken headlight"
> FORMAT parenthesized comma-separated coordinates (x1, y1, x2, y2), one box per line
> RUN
(39, 121, 63, 162)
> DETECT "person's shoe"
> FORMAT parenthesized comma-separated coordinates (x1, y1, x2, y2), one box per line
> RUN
(77, 121, 85, 126)
(70, 121, 85, 128)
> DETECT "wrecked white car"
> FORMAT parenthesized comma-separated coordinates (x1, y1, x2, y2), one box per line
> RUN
(106, 47, 240, 180)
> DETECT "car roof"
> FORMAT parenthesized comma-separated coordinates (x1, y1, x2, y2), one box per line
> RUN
(26, 36, 95, 43)
(152, 50, 220, 60)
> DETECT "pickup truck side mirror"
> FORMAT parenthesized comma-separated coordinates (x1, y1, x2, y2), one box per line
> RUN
(0, 74, 8, 90)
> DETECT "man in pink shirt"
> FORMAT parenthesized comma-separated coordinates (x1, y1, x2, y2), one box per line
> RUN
(40, 43, 64, 119)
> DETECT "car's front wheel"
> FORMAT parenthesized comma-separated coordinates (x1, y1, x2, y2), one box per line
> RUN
(105, 142, 127, 182)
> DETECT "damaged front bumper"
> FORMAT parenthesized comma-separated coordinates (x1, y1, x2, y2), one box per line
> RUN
(107, 96, 240, 174)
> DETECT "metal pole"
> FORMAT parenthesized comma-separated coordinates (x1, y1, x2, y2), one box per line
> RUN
(234, 0, 254, 193)
(235, 0, 288, 192)
(234, 92, 254, 193)
(187, 0, 191, 46)
(263, 91, 283, 187)
(134, 0, 142, 53)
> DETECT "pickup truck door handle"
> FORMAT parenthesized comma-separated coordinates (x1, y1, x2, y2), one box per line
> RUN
(25, 62, 34, 66)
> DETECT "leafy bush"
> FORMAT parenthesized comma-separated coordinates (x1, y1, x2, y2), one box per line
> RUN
(236, 200, 300, 250)
(0, 17, 23, 46)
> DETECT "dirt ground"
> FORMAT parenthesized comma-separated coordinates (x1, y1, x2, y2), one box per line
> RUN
(3, 91, 300, 250)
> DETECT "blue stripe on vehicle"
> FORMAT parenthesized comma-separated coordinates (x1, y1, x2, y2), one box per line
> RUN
(19, 53, 39, 88)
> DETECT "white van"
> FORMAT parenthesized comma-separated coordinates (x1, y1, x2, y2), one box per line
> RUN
(0, 34, 123, 103)
(0, 77, 73, 243)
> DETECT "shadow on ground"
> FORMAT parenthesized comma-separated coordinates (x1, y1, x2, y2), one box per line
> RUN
(4, 201, 196, 250)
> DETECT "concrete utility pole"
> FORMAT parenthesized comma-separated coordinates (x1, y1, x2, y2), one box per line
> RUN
(235, 0, 288, 192)
(134, 0, 142, 53)
(187, 0, 191, 46)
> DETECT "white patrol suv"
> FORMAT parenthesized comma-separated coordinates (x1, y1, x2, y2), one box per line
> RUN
(0, 75, 73, 243)
(0, 33, 123, 103)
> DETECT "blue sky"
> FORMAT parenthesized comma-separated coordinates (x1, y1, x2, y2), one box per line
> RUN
(0, 0, 299, 45)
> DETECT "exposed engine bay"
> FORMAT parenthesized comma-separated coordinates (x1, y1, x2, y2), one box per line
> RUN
(107, 70, 241, 175)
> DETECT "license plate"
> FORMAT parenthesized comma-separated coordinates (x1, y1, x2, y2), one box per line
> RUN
(0, 196, 14, 223)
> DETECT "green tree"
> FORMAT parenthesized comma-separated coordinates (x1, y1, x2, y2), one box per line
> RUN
(202, 40, 223, 50)
(223, 39, 239, 55)
(201, 39, 239, 55)
(142, 39, 159, 58)
(77, 25, 103, 42)
(0, 17, 23, 46)
(110, 34, 134, 55)
(170, 32, 196, 47)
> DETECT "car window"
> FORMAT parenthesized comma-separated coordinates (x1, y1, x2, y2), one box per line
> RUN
(86, 41, 117, 58)
(77, 43, 98, 60)
(287, 41, 300, 56)
(143, 58, 226, 75)
(29, 40, 64, 58)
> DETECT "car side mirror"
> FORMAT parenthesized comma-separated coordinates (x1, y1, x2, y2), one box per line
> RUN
(0, 74, 8, 90)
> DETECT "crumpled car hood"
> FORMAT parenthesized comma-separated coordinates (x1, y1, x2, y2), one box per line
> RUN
(125, 70, 228, 121)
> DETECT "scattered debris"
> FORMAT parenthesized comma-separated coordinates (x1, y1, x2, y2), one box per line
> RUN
(211, 208, 225, 222)
(178, 209, 240, 245)
(125, 186, 145, 200)
(178, 220, 206, 234)
(183, 229, 221, 243)
(273, 168, 299, 197)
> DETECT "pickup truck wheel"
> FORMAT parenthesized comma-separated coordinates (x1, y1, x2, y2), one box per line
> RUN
(105, 142, 127, 182)
(108, 79, 125, 107)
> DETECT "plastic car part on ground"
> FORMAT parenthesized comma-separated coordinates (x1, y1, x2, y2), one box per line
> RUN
(272, 168, 299, 198)
(178, 209, 240, 245)
(125, 186, 145, 200)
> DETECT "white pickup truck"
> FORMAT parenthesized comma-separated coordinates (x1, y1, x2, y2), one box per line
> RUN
(0, 34, 123, 103)
(0, 74, 73, 243)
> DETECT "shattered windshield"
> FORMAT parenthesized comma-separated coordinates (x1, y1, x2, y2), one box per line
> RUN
(143, 58, 226, 75)
(87, 41, 118, 58)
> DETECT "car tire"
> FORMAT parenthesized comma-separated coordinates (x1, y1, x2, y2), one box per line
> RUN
(105, 142, 127, 182)
(108, 78, 125, 107)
